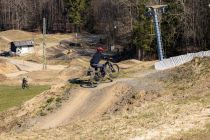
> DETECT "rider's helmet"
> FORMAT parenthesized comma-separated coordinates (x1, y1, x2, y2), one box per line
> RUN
(97, 47, 105, 53)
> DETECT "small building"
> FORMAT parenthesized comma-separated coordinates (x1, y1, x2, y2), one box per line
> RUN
(10, 40, 35, 55)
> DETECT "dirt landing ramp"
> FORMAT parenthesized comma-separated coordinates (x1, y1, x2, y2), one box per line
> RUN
(34, 83, 132, 129)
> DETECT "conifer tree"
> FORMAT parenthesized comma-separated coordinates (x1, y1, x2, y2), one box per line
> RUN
(64, 0, 89, 32)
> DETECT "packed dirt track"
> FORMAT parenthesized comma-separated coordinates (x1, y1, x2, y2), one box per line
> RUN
(0, 57, 68, 85)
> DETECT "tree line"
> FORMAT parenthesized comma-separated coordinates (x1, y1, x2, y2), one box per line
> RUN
(0, 0, 68, 32)
(0, 0, 210, 60)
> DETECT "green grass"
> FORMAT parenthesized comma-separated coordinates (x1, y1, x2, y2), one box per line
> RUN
(0, 85, 50, 112)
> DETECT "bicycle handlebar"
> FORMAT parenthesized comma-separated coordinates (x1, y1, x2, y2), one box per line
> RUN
(104, 57, 113, 61)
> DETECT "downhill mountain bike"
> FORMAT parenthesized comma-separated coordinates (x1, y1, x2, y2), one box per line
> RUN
(87, 58, 120, 87)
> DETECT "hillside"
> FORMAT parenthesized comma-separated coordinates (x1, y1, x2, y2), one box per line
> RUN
(0, 58, 210, 139)
(0, 30, 73, 51)
(0, 59, 19, 74)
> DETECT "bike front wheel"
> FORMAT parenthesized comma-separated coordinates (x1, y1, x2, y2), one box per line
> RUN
(105, 64, 119, 79)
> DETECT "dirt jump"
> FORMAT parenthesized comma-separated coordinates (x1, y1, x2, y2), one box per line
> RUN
(33, 81, 138, 129)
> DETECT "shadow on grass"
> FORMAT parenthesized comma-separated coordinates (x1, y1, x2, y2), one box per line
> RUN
(68, 78, 97, 88)
(68, 77, 113, 88)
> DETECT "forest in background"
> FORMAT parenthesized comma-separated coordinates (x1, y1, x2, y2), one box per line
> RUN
(0, 0, 210, 60)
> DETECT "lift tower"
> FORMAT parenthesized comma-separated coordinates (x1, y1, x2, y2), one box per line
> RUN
(146, 5, 167, 61)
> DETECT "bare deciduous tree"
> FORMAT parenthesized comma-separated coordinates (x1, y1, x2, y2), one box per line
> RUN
(0, 0, 69, 32)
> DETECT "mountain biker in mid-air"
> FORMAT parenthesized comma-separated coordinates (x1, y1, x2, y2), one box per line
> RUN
(90, 47, 106, 77)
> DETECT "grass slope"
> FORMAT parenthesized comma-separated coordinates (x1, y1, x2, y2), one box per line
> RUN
(0, 85, 50, 112)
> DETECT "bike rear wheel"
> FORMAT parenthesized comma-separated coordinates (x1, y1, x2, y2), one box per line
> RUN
(89, 70, 103, 87)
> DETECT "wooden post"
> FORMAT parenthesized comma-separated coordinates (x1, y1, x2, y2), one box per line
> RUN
(43, 18, 47, 70)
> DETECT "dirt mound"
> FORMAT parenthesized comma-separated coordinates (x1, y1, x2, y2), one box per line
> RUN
(120, 59, 142, 64)
(0, 59, 19, 74)
(46, 45, 73, 60)
(0, 37, 10, 50)
(25, 70, 62, 84)
(105, 89, 160, 115)
(163, 57, 210, 89)
(68, 57, 89, 67)
(59, 66, 86, 81)
(118, 59, 155, 70)
(58, 58, 89, 80)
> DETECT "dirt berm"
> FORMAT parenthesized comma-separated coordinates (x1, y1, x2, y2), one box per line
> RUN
(0, 58, 19, 74)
